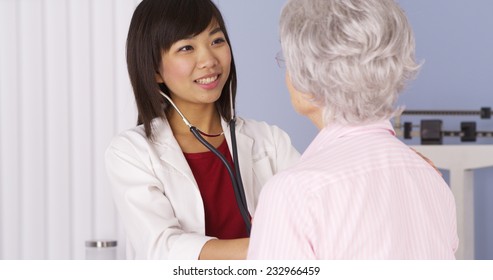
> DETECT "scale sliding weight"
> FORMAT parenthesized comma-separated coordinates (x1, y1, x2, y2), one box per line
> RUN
(393, 107, 492, 144)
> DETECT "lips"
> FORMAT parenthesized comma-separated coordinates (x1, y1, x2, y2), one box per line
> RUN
(195, 75, 219, 85)
(194, 74, 222, 90)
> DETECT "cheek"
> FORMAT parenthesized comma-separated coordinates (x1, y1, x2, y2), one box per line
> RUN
(219, 48, 232, 76)
(161, 57, 195, 89)
(288, 88, 302, 113)
(285, 73, 315, 115)
(285, 74, 298, 106)
(291, 94, 304, 114)
(162, 61, 190, 81)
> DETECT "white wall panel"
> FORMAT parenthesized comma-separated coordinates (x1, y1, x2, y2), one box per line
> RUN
(44, 0, 71, 259)
(91, 0, 117, 245)
(115, 0, 138, 134)
(68, 0, 93, 260)
(0, 0, 137, 259)
(114, 0, 139, 259)
(19, 0, 46, 260)
(0, 0, 21, 260)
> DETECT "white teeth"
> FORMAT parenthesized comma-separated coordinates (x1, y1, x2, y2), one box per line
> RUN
(195, 75, 218, 84)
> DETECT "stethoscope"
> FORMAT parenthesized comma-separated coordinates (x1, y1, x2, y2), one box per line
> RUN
(158, 85, 252, 236)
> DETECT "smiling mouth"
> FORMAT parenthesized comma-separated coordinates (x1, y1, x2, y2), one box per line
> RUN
(195, 75, 219, 85)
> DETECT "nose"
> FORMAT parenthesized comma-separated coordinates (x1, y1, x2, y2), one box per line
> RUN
(197, 48, 218, 69)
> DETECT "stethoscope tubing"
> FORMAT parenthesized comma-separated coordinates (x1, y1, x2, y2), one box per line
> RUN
(159, 89, 252, 236)
(190, 123, 251, 235)
(229, 119, 251, 234)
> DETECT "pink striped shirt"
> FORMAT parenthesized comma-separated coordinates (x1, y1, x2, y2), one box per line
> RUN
(247, 121, 458, 259)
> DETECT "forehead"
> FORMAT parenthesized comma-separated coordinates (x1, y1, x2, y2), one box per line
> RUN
(196, 19, 222, 35)
(178, 20, 223, 41)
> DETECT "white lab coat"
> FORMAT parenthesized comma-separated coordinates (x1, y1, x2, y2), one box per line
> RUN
(105, 116, 300, 259)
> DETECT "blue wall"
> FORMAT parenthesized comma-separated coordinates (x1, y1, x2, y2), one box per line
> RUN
(216, 0, 493, 259)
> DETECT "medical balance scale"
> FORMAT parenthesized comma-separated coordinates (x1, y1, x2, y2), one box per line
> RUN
(393, 107, 493, 260)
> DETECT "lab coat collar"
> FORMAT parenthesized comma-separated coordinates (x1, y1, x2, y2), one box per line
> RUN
(151, 117, 196, 185)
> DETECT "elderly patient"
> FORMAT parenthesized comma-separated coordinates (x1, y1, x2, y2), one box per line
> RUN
(247, 0, 458, 259)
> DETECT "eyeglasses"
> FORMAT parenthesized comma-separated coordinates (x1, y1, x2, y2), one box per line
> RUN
(275, 51, 286, 68)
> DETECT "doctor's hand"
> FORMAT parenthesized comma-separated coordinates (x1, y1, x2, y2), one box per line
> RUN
(410, 147, 442, 176)
(199, 238, 249, 260)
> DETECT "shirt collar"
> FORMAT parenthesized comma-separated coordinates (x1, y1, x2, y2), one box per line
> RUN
(302, 120, 396, 159)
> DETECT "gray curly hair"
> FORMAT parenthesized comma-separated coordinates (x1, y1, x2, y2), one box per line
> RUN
(280, 0, 420, 125)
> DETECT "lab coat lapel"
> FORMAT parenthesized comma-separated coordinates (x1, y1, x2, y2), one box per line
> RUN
(152, 118, 197, 186)
(222, 118, 255, 213)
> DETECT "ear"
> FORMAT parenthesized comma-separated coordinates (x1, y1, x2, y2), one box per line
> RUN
(155, 72, 164, 83)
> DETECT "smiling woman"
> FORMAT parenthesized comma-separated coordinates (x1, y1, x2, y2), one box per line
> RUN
(104, 0, 300, 260)
(156, 23, 232, 127)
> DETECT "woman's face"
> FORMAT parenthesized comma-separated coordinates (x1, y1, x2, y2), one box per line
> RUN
(156, 21, 231, 108)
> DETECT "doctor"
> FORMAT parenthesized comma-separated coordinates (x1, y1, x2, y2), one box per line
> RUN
(104, 0, 299, 260)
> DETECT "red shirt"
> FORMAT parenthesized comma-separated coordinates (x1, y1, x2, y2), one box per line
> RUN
(184, 139, 248, 239)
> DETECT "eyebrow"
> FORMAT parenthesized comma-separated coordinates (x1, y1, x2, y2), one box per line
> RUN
(209, 27, 223, 36)
(182, 27, 223, 40)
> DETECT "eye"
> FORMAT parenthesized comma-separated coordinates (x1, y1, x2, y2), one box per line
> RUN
(212, 37, 226, 46)
(178, 45, 193, 52)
